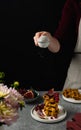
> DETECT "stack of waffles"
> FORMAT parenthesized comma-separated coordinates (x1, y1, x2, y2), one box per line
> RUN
(43, 88, 59, 118)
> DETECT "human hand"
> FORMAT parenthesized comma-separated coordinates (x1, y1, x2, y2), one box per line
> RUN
(33, 31, 52, 48)
(37, 35, 50, 48)
(33, 31, 60, 53)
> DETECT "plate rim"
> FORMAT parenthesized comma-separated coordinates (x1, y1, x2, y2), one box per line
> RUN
(31, 104, 67, 123)
(62, 89, 81, 103)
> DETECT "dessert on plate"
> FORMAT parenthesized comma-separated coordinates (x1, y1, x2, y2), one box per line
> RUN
(35, 88, 60, 118)
(43, 88, 59, 118)
(62, 88, 81, 100)
(18, 88, 34, 99)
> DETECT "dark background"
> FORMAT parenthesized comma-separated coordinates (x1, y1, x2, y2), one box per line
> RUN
(0, 0, 69, 90)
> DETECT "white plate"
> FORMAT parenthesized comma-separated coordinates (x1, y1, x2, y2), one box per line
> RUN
(62, 89, 81, 103)
(31, 104, 67, 123)
(25, 90, 39, 103)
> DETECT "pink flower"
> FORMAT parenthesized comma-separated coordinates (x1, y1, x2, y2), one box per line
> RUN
(5, 87, 25, 109)
(0, 101, 19, 125)
(0, 84, 25, 126)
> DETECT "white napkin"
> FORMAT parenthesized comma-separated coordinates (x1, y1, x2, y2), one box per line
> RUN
(37, 35, 50, 48)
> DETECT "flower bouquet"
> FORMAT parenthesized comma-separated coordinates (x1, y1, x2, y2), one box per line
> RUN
(0, 83, 25, 126)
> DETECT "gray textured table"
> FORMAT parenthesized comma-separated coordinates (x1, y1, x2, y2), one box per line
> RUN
(2, 91, 81, 130)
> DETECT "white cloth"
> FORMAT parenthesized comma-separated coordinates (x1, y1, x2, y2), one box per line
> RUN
(74, 19, 81, 52)
(63, 19, 81, 90)
(37, 35, 50, 48)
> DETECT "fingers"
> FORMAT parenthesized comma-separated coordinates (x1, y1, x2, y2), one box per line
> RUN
(33, 31, 49, 47)
(33, 36, 38, 46)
